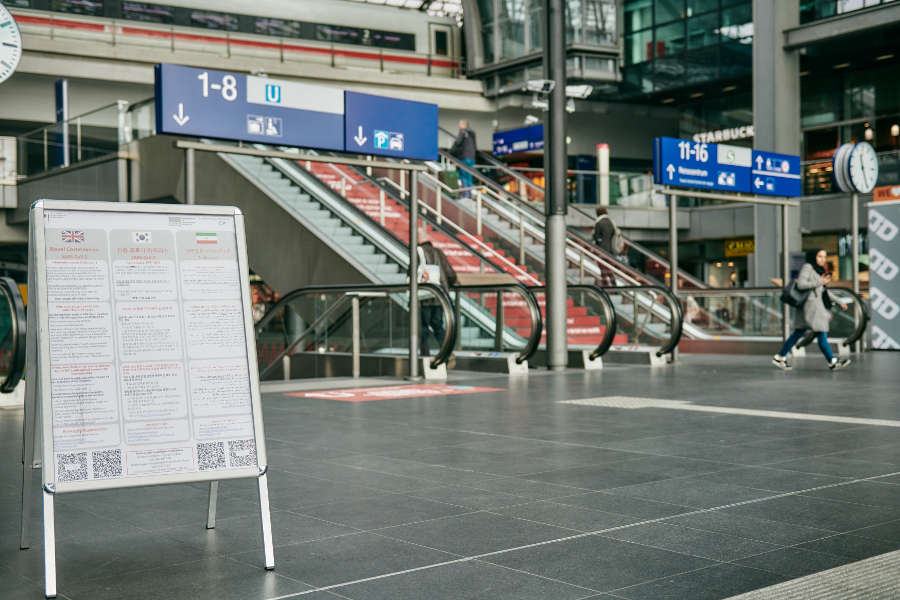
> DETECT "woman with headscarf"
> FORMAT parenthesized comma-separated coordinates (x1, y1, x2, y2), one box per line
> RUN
(772, 248, 850, 371)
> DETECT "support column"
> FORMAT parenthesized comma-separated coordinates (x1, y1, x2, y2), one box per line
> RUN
(752, 0, 801, 285)
(543, 0, 568, 370)
(408, 170, 420, 379)
(185, 148, 196, 205)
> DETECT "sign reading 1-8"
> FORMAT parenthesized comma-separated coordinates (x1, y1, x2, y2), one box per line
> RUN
(677, 141, 710, 162)
(196, 71, 239, 102)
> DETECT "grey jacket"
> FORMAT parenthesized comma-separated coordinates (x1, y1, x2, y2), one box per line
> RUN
(449, 128, 477, 160)
(794, 263, 831, 332)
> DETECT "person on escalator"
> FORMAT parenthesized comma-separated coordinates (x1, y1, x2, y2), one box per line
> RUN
(449, 120, 477, 198)
(772, 248, 850, 371)
(592, 206, 624, 286)
(416, 225, 458, 357)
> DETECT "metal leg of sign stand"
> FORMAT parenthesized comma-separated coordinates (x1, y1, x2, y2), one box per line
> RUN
(257, 473, 275, 570)
(43, 488, 57, 598)
(781, 203, 791, 342)
(206, 481, 219, 529)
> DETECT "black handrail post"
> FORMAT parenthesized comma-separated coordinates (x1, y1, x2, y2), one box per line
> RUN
(494, 291, 504, 351)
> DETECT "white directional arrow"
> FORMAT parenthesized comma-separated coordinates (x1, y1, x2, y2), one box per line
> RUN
(754, 177, 764, 189)
(666, 163, 675, 180)
(755, 155, 763, 169)
(172, 103, 189, 127)
(353, 126, 367, 146)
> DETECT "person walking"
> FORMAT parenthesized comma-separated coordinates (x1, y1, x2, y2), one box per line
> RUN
(416, 225, 458, 356)
(449, 120, 477, 197)
(772, 248, 851, 371)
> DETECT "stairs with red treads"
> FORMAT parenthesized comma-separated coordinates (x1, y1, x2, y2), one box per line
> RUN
(304, 161, 623, 348)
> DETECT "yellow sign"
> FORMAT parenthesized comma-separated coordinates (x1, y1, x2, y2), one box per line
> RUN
(725, 238, 755, 257)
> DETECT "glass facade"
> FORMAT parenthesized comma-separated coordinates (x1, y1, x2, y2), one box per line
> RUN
(622, 0, 752, 96)
(800, 0, 894, 24)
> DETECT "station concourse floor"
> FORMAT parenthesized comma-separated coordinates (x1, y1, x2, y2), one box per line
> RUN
(3, 353, 900, 599)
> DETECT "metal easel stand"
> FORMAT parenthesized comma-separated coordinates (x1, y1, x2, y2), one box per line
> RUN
(205, 470, 275, 570)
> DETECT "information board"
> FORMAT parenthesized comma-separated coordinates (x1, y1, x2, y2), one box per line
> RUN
(653, 136, 802, 197)
(344, 91, 438, 160)
(492, 124, 544, 156)
(155, 63, 439, 160)
(31, 201, 267, 492)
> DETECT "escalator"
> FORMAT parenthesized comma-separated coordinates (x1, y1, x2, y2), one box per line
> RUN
(0, 277, 26, 401)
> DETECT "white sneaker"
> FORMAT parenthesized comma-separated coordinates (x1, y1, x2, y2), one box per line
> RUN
(829, 358, 851, 371)
(772, 355, 791, 371)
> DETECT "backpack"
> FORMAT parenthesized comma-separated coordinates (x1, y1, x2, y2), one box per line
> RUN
(417, 246, 441, 285)
(596, 215, 626, 255)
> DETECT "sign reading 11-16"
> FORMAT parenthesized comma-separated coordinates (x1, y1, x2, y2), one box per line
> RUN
(653, 136, 802, 197)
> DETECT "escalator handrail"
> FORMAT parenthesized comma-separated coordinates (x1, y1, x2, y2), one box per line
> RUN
(0, 277, 25, 393)
(452, 283, 542, 365)
(680, 285, 870, 348)
(604, 285, 684, 357)
(437, 147, 708, 290)
(528, 284, 618, 360)
(255, 283, 456, 370)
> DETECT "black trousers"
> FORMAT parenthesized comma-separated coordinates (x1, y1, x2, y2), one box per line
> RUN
(420, 305, 445, 356)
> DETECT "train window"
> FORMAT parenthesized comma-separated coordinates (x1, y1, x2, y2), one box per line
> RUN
(434, 30, 448, 56)
(189, 10, 239, 31)
(121, 2, 175, 24)
(254, 18, 301, 38)
(372, 30, 416, 51)
(315, 24, 362, 44)
(51, 0, 104, 16)
(5, 0, 32, 8)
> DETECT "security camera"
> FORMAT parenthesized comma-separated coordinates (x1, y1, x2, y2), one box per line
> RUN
(566, 99, 576, 114)
(251, 69, 268, 77)
(524, 114, 540, 125)
(565, 84, 593, 99)
(525, 79, 556, 94)
(530, 94, 549, 111)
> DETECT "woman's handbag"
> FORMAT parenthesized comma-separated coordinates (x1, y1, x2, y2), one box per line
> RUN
(781, 279, 811, 308)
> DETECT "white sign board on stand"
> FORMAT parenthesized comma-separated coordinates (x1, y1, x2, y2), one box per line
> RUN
(21, 200, 274, 598)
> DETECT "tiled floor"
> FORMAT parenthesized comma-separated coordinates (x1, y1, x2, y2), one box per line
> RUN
(2, 353, 900, 599)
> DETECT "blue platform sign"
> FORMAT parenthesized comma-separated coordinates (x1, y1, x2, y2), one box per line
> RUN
(750, 149, 802, 197)
(653, 137, 801, 197)
(344, 91, 438, 160)
(493, 124, 544, 156)
(155, 64, 345, 150)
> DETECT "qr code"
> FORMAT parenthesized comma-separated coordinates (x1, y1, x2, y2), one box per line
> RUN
(228, 439, 257, 468)
(197, 441, 226, 471)
(92, 449, 122, 479)
(56, 452, 88, 482)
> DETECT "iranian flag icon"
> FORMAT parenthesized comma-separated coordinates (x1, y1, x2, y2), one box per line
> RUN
(195, 232, 218, 245)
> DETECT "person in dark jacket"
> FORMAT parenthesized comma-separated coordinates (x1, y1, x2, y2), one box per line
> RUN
(416, 225, 458, 356)
(449, 120, 477, 197)
(592, 206, 617, 286)
(772, 248, 850, 371)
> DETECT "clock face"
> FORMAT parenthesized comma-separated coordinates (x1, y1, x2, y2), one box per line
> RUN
(848, 142, 879, 194)
(0, 3, 22, 85)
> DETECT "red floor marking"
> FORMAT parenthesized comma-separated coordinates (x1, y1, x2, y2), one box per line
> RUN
(286, 384, 504, 402)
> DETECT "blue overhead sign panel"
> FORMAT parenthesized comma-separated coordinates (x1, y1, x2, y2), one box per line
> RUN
(155, 64, 344, 150)
(653, 137, 801, 197)
(344, 91, 438, 160)
(493, 124, 544, 156)
(751, 150, 802, 197)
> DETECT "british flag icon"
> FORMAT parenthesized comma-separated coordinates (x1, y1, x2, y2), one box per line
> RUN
(61, 230, 84, 244)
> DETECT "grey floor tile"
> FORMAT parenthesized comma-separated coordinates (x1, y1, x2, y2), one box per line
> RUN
(555, 491, 693, 519)
(332, 560, 595, 600)
(63, 556, 311, 600)
(521, 464, 671, 490)
(461, 476, 586, 500)
(767, 456, 900, 478)
(610, 563, 787, 600)
(734, 547, 851, 578)
(850, 518, 900, 543)
(601, 521, 779, 561)
(486, 534, 714, 592)
(379, 511, 574, 556)
(492, 500, 641, 532)
(605, 478, 772, 509)
(665, 511, 835, 546)
(406, 484, 532, 510)
(724, 494, 900, 532)
(295, 492, 472, 530)
(694, 466, 847, 492)
(255, 532, 455, 587)
(800, 480, 900, 508)
(796, 533, 900, 559)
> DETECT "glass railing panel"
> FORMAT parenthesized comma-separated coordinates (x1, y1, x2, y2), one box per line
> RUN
(603, 287, 676, 347)
(454, 289, 532, 356)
